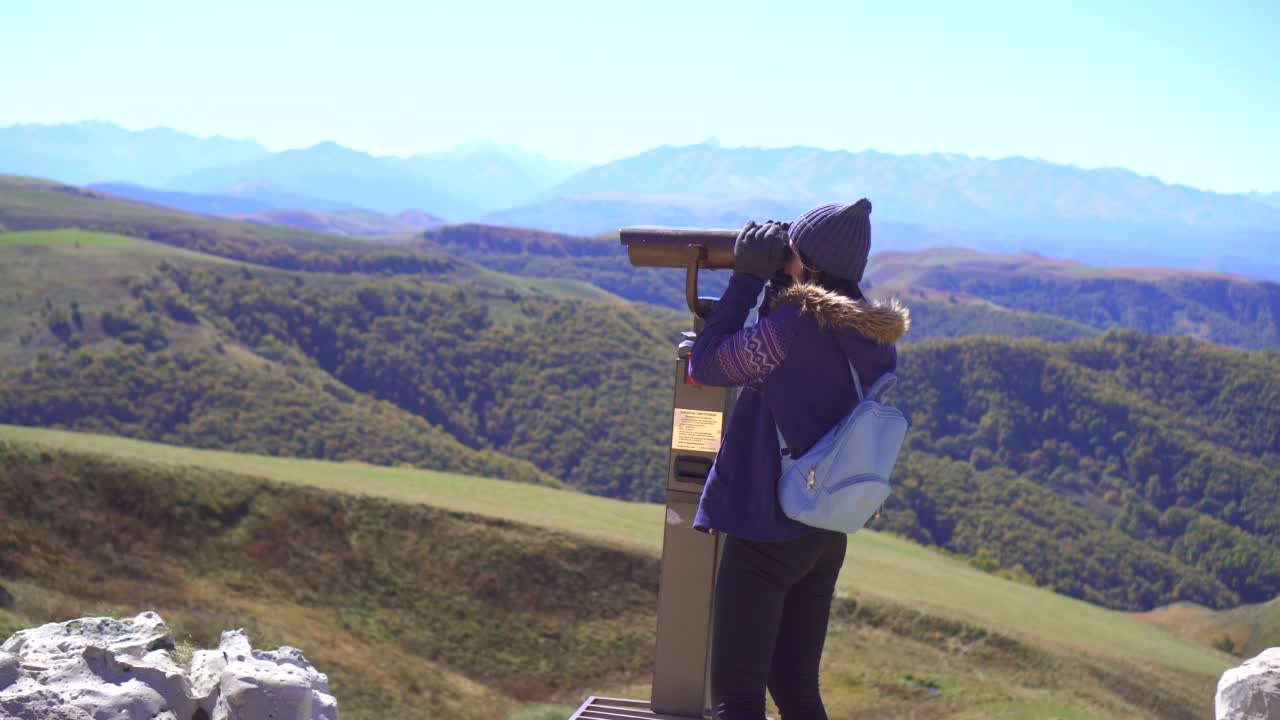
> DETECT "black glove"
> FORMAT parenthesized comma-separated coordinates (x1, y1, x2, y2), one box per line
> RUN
(733, 220, 790, 280)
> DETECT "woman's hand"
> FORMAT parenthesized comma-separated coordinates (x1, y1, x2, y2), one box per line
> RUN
(734, 220, 790, 280)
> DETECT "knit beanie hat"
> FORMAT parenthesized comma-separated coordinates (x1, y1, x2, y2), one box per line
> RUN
(789, 198, 873, 284)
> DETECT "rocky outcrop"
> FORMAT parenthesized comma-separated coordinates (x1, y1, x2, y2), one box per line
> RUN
(0, 612, 337, 720)
(1217, 647, 1280, 720)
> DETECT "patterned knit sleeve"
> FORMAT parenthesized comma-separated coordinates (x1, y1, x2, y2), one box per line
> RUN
(689, 304, 800, 388)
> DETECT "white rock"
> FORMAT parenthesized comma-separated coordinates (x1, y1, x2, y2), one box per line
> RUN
(142, 648, 186, 676)
(1217, 647, 1280, 720)
(255, 647, 332, 695)
(212, 637, 336, 720)
(1, 614, 337, 720)
(189, 648, 228, 700)
(0, 612, 172, 664)
(0, 684, 96, 719)
(215, 660, 315, 720)
(42, 645, 197, 720)
(218, 629, 253, 664)
(312, 691, 340, 720)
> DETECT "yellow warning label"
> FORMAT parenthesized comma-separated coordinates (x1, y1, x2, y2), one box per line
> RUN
(671, 409, 724, 452)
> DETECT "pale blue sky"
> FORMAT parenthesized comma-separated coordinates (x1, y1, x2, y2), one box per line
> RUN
(2, 0, 1277, 192)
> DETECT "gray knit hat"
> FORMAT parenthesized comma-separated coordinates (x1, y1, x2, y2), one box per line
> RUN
(789, 198, 872, 284)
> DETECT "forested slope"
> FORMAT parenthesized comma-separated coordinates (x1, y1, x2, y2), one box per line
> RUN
(884, 334, 1280, 607)
(1, 248, 676, 500)
(3, 240, 1276, 609)
(0, 342, 559, 487)
(420, 224, 1280, 348)
(867, 248, 1280, 349)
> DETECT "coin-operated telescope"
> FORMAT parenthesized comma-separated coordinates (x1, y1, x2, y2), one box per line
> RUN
(568, 228, 740, 720)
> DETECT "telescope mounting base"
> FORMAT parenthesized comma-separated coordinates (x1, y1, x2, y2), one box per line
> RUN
(567, 696, 711, 719)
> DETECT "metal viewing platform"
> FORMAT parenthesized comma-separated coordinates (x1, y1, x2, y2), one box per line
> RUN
(567, 696, 709, 719)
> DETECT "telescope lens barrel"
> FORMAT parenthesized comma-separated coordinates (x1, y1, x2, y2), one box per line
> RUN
(619, 227, 739, 270)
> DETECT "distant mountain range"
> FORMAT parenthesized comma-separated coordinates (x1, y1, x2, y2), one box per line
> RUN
(166, 140, 478, 218)
(3, 122, 1279, 279)
(404, 140, 587, 211)
(542, 140, 1280, 230)
(1, 122, 583, 218)
(495, 141, 1280, 279)
(0, 121, 268, 187)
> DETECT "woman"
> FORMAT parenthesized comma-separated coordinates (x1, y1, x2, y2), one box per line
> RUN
(688, 198, 910, 719)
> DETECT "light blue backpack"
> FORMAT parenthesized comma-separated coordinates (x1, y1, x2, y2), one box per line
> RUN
(776, 367, 908, 534)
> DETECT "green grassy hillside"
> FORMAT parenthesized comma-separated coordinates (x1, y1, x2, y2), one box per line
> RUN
(1134, 597, 1280, 658)
(2, 178, 1276, 616)
(884, 333, 1280, 608)
(0, 234, 682, 499)
(0, 428, 1231, 719)
(0, 425, 1231, 678)
(0, 175, 356, 249)
(0, 175, 456, 274)
(0, 435, 647, 720)
(3, 223, 1276, 611)
(0, 226, 623, 366)
(0, 229, 238, 365)
(0, 231, 571, 486)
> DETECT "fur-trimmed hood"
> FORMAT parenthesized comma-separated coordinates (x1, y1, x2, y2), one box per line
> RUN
(768, 283, 910, 345)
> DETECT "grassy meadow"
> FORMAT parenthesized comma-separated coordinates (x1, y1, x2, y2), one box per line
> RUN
(0, 425, 1233, 718)
(0, 175, 357, 252)
(1133, 597, 1280, 659)
(0, 226, 619, 310)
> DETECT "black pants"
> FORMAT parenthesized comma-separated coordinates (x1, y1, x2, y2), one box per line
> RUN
(710, 530, 847, 720)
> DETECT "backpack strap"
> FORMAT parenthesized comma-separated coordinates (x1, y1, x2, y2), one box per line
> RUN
(849, 361, 865, 402)
(851, 366, 904, 403)
(866, 372, 898, 402)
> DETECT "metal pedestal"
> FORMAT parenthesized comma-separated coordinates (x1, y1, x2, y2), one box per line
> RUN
(650, 336, 729, 718)
(567, 696, 705, 720)
(569, 325, 731, 720)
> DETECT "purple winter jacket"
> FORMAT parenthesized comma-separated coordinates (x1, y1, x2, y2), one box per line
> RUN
(689, 273, 911, 542)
